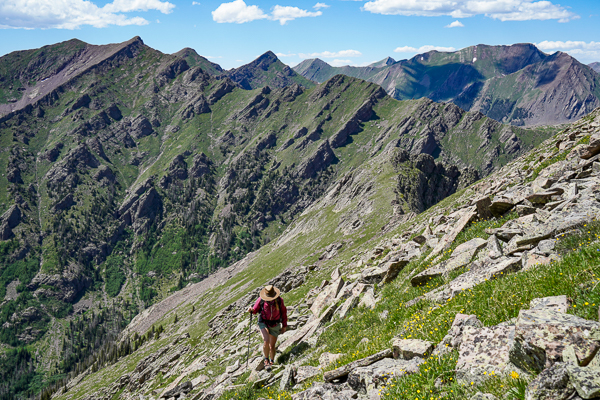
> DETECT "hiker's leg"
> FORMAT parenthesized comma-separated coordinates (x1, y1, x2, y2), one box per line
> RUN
(260, 328, 270, 358)
(268, 333, 277, 361)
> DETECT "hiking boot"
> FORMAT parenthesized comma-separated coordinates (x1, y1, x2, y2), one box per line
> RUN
(264, 358, 271, 372)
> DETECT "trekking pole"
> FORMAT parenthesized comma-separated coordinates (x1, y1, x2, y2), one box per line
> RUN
(246, 310, 252, 372)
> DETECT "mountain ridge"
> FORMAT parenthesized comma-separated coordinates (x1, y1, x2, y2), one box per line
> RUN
(293, 43, 600, 127)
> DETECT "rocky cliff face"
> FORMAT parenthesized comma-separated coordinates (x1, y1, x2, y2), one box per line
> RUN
(294, 44, 600, 127)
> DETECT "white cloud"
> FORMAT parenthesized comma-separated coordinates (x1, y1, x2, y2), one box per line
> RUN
(314, 2, 330, 9)
(276, 52, 297, 57)
(363, 0, 578, 23)
(104, 0, 174, 13)
(299, 49, 362, 58)
(445, 20, 464, 27)
(536, 40, 600, 62)
(212, 0, 267, 23)
(0, 0, 174, 29)
(394, 45, 456, 53)
(271, 5, 321, 25)
(330, 59, 352, 66)
(205, 55, 223, 59)
(192, 1, 201, 5)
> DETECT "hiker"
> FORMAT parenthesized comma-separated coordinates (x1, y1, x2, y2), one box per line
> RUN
(247, 285, 288, 371)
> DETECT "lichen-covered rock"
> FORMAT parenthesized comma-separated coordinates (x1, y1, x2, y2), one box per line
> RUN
(291, 382, 358, 400)
(311, 278, 344, 316)
(525, 363, 576, 400)
(295, 365, 321, 384)
(456, 324, 515, 384)
(391, 339, 433, 360)
(567, 365, 600, 398)
(434, 313, 483, 356)
(347, 357, 423, 395)
(470, 393, 498, 400)
(530, 296, 570, 313)
(511, 309, 600, 370)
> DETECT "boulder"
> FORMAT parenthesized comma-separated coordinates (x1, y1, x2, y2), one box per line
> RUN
(279, 365, 296, 391)
(486, 235, 503, 259)
(1, 205, 21, 229)
(295, 366, 321, 384)
(359, 267, 386, 285)
(391, 339, 433, 360)
(381, 259, 410, 284)
(324, 349, 393, 382)
(434, 314, 483, 355)
(428, 207, 477, 259)
(347, 357, 423, 395)
(489, 199, 514, 218)
(474, 196, 493, 220)
(358, 288, 377, 309)
(510, 309, 600, 371)
(335, 295, 360, 320)
(576, 133, 600, 159)
(319, 352, 345, 369)
(291, 383, 358, 400)
(525, 363, 576, 400)
(530, 296, 570, 313)
(310, 278, 344, 316)
(456, 324, 516, 384)
(470, 394, 498, 400)
(566, 365, 600, 399)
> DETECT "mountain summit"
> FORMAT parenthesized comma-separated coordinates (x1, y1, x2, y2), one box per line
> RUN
(225, 51, 315, 90)
(294, 43, 600, 126)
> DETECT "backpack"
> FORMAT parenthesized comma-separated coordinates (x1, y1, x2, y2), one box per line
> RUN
(258, 297, 283, 325)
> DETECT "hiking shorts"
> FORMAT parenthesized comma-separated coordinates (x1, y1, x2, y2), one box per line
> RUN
(258, 322, 282, 337)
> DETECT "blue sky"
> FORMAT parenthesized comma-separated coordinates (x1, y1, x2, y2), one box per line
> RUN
(1, 0, 599, 69)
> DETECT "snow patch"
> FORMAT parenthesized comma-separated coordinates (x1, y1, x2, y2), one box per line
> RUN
(473, 57, 477, 63)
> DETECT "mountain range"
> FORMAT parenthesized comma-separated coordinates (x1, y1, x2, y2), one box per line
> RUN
(0, 36, 593, 399)
(294, 44, 600, 127)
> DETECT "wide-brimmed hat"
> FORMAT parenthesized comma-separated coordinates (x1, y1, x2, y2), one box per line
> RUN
(259, 285, 280, 301)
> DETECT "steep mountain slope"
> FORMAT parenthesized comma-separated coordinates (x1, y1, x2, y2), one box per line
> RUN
(293, 58, 382, 84)
(294, 44, 600, 126)
(588, 61, 600, 73)
(224, 51, 315, 90)
(173, 48, 223, 76)
(53, 107, 600, 400)
(0, 37, 556, 398)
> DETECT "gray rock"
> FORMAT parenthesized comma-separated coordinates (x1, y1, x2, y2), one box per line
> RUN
(1, 205, 21, 229)
(335, 295, 360, 320)
(525, 363, 576, 400)
(566, 365, 600, 399)
(537, 239, 556, 254)
(470, 393, 498, 400)
(295, 366, 321, 384)
(319, 352, 344, 369)
(347, 357, 423, 395)
(391, 339, 433, 360)
(311, 278, 344, 316)
(511, 309, 600, 370)
(291, 382, 358, 400)
(486, 234, 503, 259)
(530, 296, 570, 313)
(489, 199, 514, 217)
(360, 267, 386, 285)
(358, 288, 377, 309)
(279, 366, 296, 391)
(381, 259, 410, 284)
(456, 324, 515, 385)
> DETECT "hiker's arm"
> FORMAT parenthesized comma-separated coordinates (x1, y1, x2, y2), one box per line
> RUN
(248, 298, 261, 314)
